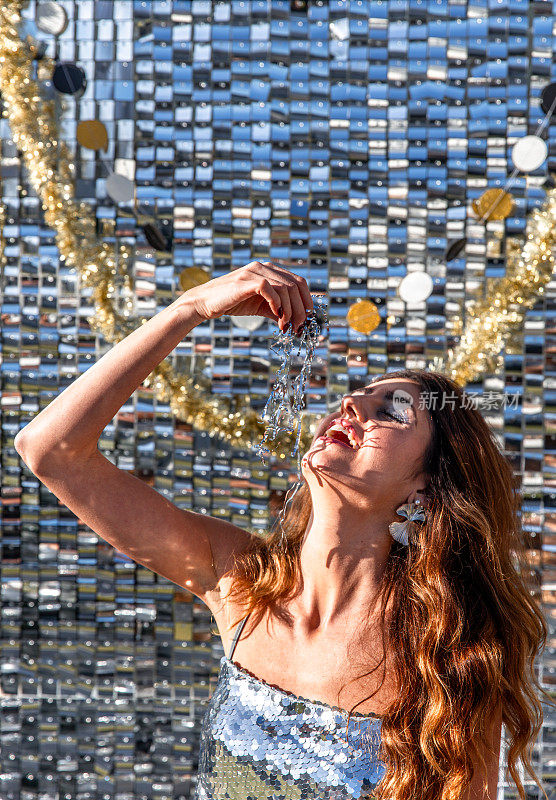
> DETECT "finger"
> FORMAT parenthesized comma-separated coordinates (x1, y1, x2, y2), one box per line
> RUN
(265, 269, 311, 334)
(290, 274, 315, 332)
(275, 285, 292, 332)
(252, 260, 287, 276)
(252, 262, 296, 332)
(296, 275, 314, 316)
(287, 279, 307, 335)
(239, 262, 282, 322)
(252, 262, 294, 329)
(262, 264, 314, 332)
(255, 277, 282, 320)
(258, 260, 298, 286)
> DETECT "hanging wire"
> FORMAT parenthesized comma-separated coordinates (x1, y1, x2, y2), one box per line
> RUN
(257, 293, 329, 464)
(257, 294, 329, 542)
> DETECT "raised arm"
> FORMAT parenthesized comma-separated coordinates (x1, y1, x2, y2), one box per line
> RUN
(14, 292, 205, 466)
(13, 262, 312, 604)
(14, 260, 310, 464)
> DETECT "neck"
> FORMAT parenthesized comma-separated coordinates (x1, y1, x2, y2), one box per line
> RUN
(294, 505, 393, 632)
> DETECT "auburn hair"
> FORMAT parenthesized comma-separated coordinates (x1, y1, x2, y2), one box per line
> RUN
(223, 368, 551, 800)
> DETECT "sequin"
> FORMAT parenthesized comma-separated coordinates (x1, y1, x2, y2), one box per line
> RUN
(195, 654, 387, 799)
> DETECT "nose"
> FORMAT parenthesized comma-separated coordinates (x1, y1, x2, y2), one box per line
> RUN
(340, 393, 365, 422)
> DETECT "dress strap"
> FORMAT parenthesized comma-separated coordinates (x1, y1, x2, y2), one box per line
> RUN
(228, 612, 250, 660)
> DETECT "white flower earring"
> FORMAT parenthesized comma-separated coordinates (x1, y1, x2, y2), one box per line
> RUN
(389, 498, 427, 546)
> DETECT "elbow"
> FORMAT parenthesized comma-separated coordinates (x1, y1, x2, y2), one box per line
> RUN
(14, 433, 97, 474)
(14, 431, 54, 473)
(14, 431, 29, 458)
(14, 432, 39, 470)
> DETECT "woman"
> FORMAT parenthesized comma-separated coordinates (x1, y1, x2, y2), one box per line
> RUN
(14, 262, 549, 800)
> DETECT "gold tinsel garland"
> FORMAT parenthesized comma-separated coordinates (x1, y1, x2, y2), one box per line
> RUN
(1, 0, 555, 442)
(433, 190, 556, 385)
(0, 0, 315, 456)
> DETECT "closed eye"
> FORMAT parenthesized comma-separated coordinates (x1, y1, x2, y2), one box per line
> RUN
(378, 407, 407, 424)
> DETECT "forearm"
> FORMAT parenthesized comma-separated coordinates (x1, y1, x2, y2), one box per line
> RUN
(14, 293, 205, 467)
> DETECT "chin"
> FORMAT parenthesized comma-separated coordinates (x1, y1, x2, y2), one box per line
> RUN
(302, 442, 343, 468)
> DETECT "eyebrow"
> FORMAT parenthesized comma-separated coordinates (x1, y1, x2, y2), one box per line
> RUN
(353, 386, 418, 425)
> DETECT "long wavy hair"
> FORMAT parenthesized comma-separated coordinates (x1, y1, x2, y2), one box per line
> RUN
(223, 368, 551, 800)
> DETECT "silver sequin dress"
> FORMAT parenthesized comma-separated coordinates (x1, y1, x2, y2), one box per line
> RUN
(195, 613, 387, 799)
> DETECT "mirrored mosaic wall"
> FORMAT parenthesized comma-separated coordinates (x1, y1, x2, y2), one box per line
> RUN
(1, 0, 555, 797)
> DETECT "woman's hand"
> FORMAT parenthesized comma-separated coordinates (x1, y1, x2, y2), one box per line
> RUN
(184, 261, 314, 334)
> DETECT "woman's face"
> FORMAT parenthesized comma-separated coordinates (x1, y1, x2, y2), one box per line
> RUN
(301, 378, 433, 507)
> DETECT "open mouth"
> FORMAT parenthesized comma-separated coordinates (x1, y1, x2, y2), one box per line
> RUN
(317, 426, 359, 450)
